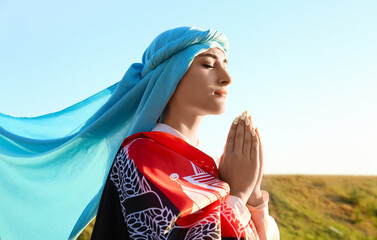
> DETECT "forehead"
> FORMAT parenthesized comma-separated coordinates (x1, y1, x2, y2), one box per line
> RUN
(202, 47, 225, 56)
(196, 48, 227, 63)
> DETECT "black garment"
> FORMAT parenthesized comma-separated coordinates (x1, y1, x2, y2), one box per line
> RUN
(90, 171, 129, 240)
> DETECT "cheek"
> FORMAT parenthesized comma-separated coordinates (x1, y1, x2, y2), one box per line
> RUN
(175, 68, 213, 102)
(182, 73, 209, 93)
(191, 71, 211, 90)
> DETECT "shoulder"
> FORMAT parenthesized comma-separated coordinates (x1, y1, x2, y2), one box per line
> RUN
(119, 131, 190, 155)
(112, 132, 196, 180)
(120, 132, 168, 154)
(111, 134, 168, 178)
(117, 132, 183, 164)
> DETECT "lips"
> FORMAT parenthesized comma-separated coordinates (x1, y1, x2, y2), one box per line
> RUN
(214, 90, 227, 97)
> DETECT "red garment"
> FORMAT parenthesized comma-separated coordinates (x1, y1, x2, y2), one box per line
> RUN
(91, 131, 260, 239)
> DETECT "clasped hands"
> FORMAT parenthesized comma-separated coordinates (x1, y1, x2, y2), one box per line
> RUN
(219, 111, 264, 207)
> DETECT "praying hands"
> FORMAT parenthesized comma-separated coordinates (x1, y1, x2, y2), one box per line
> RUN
(219, 111, 264, 206)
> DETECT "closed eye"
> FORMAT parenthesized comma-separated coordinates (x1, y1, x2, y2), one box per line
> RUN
(202, 64, 214, 68)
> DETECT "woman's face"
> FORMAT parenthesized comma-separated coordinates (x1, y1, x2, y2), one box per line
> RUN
(168, 48, 232, 116)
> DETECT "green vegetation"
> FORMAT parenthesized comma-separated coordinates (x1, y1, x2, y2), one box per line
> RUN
(264, 175, 377, 240)
(78, 175, 377, 240)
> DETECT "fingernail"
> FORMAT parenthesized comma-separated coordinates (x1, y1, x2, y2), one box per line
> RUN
(233, 117, 239, 125)
(241, 111, 246, 120)
(252, 128, 256, 136)
(245, 118, 250, 126)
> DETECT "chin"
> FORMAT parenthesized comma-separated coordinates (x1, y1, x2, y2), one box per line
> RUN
(196, 102, 226, 116)
(209, 105, 226, 115)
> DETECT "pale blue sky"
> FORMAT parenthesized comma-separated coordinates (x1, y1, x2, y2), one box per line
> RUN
(1, 0, 376, 175)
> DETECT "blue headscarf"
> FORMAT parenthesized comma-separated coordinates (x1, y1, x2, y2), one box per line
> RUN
(0, 27, 228, 240)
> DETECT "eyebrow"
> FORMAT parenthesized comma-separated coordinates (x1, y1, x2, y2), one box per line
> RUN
(198, 53, 228, 64)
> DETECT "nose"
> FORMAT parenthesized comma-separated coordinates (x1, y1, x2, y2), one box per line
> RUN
(218, 66, 232, 86)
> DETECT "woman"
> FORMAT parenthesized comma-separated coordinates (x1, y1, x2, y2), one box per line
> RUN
(91, 28, 279, 239)
(0, 26, 278, 240)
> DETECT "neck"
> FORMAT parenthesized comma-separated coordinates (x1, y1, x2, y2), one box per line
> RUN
(162, 109, 203, 146)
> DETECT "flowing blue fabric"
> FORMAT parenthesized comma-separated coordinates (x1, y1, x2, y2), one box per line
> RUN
(0, 27, 228, 240)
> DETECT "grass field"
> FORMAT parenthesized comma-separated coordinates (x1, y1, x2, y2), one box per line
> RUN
(77, 175, 377, 240)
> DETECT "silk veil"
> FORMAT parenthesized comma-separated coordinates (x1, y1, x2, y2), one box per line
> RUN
(0, 27, 228, 240)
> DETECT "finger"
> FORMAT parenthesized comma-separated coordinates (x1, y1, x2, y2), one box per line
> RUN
(255, 127, 263, 151)
(255, 128, 263, 184)
(234, 111, 246, 153)
(248, 115, 255, 156)
(249, 115, 254, 129)
(250, 130, 260, 188)
(256, 128, 263, 169)
(218, 154, 224, 170)
(243, 116, 252, 155)
(250, 126, 259, 162)
(225, 116, 239, 152)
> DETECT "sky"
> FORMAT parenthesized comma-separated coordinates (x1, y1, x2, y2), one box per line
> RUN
(1, 0, 376, 175)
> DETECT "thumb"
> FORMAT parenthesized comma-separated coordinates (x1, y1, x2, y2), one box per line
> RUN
(218, 153, 225, 170)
